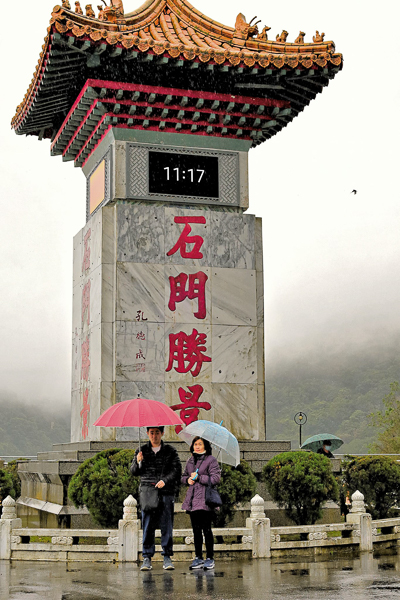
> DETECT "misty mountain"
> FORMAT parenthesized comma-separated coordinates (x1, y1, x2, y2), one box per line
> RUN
(0, 396, 70, 457)
(266, 339, 400, 454)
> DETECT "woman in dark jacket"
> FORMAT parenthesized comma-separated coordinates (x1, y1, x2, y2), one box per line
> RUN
(181, 436, 221, 570)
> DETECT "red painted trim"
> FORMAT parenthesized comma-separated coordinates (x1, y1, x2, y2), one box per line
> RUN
(84, 79, 289, 108)
(80, 124, 113, 169)
(51, 80, 93, 150)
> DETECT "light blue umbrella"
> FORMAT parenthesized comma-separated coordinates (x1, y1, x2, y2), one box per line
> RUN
(301, 433, 343, 453)
(178, 420, 240, 466)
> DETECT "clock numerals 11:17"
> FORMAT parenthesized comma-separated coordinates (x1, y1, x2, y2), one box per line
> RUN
(164, 167, 205, 183)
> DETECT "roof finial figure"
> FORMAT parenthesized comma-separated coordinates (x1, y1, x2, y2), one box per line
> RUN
(75, 1, 83, 14)
(257, 26, 271, 41)
(295, 31, 306, 44)
(313, 31, 325, 43)
(234, 14, 260, 40)
(85, 4, 96, 17)
(97, 4, 105, 19)
(276, 30, 289, 43)
(62, 0, 71, 8)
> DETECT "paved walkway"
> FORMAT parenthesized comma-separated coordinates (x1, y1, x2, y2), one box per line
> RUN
(1, 553, 400, 599)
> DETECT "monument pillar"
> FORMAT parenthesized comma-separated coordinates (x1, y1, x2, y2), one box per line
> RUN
(71, 128, 265, 442)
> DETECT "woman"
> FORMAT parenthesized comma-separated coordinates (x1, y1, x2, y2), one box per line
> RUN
(181, 436, 221, 570)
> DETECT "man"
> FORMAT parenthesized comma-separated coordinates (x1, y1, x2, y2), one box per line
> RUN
(130, 426, 181, 571)
(317, 440, 334, 458)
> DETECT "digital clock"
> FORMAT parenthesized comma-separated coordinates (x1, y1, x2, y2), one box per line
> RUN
(148, 151, 219, 198)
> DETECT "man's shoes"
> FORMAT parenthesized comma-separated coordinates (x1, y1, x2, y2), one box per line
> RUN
(140, 557, 152, 571)
(190, 557, 204, 569)
(203, 558, 215, 570)
(163, 556, 175, 570)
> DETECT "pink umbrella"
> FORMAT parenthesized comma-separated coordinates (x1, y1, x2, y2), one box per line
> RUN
(93, 398, 184, 445)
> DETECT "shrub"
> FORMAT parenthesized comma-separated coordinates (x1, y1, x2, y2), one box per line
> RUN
(0, 469, 16, 510)
(263, 451, 339, 525)
(341, 455, 400, 519)
(68, 449, 139, 528)
(212, 459, 257, 527)
(4, 460, 25, 498)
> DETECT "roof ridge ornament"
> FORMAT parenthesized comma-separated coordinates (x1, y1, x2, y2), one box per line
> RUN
(234, 13, 260, 40)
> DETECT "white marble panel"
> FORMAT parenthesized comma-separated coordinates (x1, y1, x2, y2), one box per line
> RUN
(211, 268, 256, 326)
(210, 212, 255, 269)
(115, 381, 165, 441)
(95, 382, 116, 442)
(87, 324, 102, 385)
(257, 384, 266, 440)
(71, 330, 82, 392)
(255, 217, 263, 273)
(73, 230, 83, 288)
(86, 211, 103, 273)
(70, 390, 81, 443)
(164, 382, 214, 441)
(211, 384, 259, 440)
(257, 324, 265, 387)
(116, 322, 165, 382)
(164, 323, 212, 384)
(165, 207, 211, 267)
(101, 322, 114, 383)
(72, 283, 83, 338)
(117, 263, 164, 323)
(102, 205, 116, 265)
(256, 270, 264, 328)
(212, 325, 257, 384)
(117, 204, 165, 263)
(89, 265, 102, 330)
(101, 262, 115, 324)
(165, 266, 211, 324)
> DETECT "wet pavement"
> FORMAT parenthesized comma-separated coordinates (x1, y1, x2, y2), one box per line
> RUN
(1, 552, 400, 599)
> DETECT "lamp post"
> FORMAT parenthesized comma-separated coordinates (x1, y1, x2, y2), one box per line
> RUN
(294, 412, 307, 448)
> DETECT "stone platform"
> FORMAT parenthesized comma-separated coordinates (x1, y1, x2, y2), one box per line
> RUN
(17, 440, 293, 529)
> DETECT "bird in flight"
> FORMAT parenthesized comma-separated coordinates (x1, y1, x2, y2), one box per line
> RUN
(351, 190, 357, 194)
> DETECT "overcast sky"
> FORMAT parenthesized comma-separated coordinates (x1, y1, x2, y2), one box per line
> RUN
(1, 0, 399, 406)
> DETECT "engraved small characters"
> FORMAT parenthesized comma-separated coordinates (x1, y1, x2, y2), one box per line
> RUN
(295, 31, 306, 44)
(75, 1, 83, 14)
(135, 310, 148, 322)
(313, 31, 325, 43)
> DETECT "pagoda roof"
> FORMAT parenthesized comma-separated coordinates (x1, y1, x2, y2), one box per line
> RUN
(12, 0, 343, 148)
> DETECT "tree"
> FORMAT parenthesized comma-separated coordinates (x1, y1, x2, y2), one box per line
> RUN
(341, 455, 400, 519)
(0, 469, 16, 511)
(212, 460, 257, 527)
(263, 451, 339, 525)
(68, 449, 139, 528)
(4, 459, 26, 498)
(368, 382, 400, 453)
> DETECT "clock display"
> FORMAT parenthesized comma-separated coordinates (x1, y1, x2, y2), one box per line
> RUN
(148, 151, 219, 198)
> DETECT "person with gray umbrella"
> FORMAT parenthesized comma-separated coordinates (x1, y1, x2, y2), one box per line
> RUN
(181, 436, 221, 571)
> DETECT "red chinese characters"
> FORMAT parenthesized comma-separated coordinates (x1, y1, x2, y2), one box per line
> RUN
(81, 335, 90, 382)
(80, 388, 90, 440)
(168, 271, 208, 319)
(82, 280, 91, 326)
(170, 385, 211, 434)
(166, 328, 211, 377)
(82, 229, 91, 273)
(167, 216, 206, 259)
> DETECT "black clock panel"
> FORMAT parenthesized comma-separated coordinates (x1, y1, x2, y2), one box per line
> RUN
(148, 151, 219, 198)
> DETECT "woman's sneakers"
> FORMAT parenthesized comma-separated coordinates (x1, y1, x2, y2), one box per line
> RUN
(203, 558, 215, 570)
(190, 557, 204, 569)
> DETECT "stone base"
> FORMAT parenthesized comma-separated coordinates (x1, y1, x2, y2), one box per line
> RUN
(17, 440, 291, 528)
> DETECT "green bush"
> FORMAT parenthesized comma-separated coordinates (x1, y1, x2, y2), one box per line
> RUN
(0, 469, 16, 509)
(342, 455, 400, 519)
(263, 451, 339, 525)
(212, 460, 257, 527)
(68, 449, 139, 528)
(4, 460, 25, 498)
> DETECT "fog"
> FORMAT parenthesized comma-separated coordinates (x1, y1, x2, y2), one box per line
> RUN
(0, 0, 399, 407)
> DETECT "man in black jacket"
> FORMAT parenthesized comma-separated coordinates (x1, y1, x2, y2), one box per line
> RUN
(130, 426, 181, 571)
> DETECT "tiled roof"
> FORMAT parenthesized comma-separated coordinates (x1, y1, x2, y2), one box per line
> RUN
(11, 0, 343, 146)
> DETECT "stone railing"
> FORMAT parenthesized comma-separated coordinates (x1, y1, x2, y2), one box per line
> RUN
(0, 492, 398, 562)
